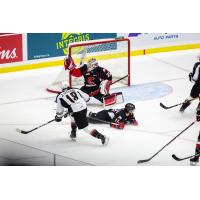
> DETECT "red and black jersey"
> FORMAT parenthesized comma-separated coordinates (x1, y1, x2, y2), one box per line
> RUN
(71, 64, 112, 87)
(108, 109, 136, 124)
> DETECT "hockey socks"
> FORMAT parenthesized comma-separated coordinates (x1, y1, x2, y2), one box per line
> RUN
(90, 129, 109, 145)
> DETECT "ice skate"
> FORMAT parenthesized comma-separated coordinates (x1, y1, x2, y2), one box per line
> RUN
(100, 135, 109, 146)
(70, 130, 76, 141)
(190, 156, 199, 166)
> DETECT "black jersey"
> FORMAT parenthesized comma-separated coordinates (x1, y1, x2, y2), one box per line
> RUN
(108, 109, 136, 124)
(191, 62, 200, 82)
(79, 64, 112, 87)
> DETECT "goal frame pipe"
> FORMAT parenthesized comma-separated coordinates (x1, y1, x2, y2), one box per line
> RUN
(68, 38, 131, 87)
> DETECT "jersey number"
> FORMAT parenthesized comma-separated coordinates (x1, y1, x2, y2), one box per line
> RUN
(66, 92, 78, 103)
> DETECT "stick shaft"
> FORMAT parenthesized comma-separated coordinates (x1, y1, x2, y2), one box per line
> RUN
(137, 121, 196, 164)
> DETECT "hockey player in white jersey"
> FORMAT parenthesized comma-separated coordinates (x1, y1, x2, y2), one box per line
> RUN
(55, 84, 109, 145)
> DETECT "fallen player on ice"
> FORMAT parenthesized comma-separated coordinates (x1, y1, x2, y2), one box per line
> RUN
(87, 103, 138, 129)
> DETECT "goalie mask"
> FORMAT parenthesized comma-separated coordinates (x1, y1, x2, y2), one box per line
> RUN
(125, 103, 135, 114)
(87, 58, 98, 71)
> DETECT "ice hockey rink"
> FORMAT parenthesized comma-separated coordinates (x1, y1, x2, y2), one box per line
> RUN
(0, 48, 199, 166)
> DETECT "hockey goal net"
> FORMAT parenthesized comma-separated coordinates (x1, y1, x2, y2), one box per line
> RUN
(47, 38, 130, 93)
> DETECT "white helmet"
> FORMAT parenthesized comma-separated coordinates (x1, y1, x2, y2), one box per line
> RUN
(87, 58, 98, 71)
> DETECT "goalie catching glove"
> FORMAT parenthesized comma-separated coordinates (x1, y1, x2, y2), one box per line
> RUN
(64, 55, 76, 71)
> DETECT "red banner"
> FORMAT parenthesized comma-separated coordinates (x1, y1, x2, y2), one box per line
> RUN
(0, 34, 23, 64)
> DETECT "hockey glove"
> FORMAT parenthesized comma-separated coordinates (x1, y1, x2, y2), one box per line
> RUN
(55, 115, 62, 122)
(110, 122, 125, 129)
(189, 73, 193, 82)
(64, 56, 76, 71)
(64, 112, 69, 118)
(132, 119, 138, 126)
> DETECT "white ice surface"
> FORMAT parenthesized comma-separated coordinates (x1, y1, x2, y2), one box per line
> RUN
(0, 49, 200, 165)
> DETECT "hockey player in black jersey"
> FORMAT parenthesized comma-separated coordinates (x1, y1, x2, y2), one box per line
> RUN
(87, 103, 138, 129)
(54, 84, 109, 145)
(180, 55, 200, 112)
(190, 109, 200, 166)
(64, 56, 123, 106)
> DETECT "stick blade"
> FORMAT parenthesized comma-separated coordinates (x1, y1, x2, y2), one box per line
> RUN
(172, 154, 181, 161)
(16, 128, 28, 134)
(159, 102, 169, 109)
(137, 158, 151, 164)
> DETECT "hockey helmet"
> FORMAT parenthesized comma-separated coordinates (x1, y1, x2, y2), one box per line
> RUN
(125, 103, 135, 113)
(87, 58, 98, 71)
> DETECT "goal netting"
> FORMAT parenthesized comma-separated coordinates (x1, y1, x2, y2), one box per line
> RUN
(47, 38, 130, 93)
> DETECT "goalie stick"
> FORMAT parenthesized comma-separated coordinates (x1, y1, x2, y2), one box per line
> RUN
(172, 152, 200, 161)
(160, 97, 198, 110)
(137, 121, 196, 164)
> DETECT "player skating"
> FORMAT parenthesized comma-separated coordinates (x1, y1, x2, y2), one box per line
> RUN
(55, 84, 109, 145)
(64, 55, 123, 106)
(87, 103, 138, 129)
(190, 107, 200, 166)
(179, 55, 200, 112)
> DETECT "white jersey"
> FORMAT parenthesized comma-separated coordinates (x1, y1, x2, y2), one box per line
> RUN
(56, 88, 90, 115)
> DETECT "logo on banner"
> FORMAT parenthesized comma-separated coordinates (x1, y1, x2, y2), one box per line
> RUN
(56, 33, 90, 55)
(128, 33, 142, 37)
(0, 47, 17, 60)
(0, 34, 23, 64)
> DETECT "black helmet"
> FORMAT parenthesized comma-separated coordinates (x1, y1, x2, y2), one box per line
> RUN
(125, 103, 135, 113)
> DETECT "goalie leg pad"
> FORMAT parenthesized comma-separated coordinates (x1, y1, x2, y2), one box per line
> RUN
(103, 92, 124, 107)
(100, 80, 111, 95)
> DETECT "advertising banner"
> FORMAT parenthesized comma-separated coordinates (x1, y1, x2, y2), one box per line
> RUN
(27, 33, 117, 60)
(0, 34, 23, 64)
(118, 33, 200, 49)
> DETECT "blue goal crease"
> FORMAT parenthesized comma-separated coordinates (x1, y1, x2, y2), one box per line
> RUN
(110, 82, 172, 102)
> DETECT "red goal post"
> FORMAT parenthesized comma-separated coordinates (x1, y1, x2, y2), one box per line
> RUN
(47, 37, 131, 93)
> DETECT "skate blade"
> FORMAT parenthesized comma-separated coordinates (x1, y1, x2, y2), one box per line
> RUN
(190, 161, 198, 166)
(70, 137, 76, 142)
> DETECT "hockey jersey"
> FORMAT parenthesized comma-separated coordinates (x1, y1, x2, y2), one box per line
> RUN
(56, 88, 90, 115)
(108, 109, 136, 124)
(70, 64, 112, 87)
(191, 62, 200, 82)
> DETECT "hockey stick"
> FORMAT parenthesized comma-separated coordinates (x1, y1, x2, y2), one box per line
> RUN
(88, 116, 119, 127)
(16, 119, 55, 134)
(172, 152, 200, 161)
(137, 121, 196, 164)
(160, 97, 198, 110)
(111, 75, 129, 85)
